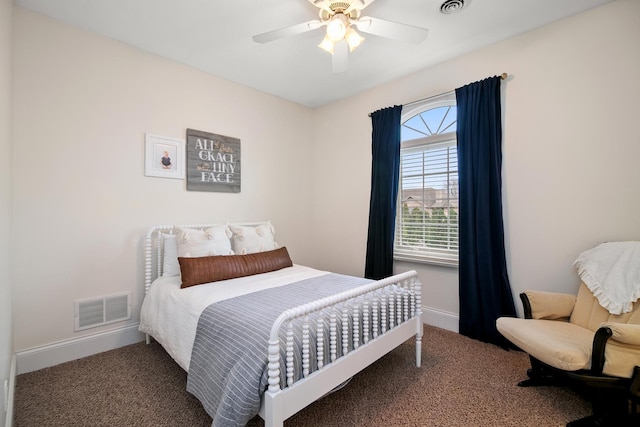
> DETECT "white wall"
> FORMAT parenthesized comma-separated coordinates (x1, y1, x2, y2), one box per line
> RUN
(10, 0, 640, 365)
(0, 0, 13, 423)
(312, 0, 640, 320)
(12, 7, 316, 352)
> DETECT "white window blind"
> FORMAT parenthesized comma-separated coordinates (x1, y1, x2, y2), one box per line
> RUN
(395, 129, 459, 266)
(395, 94, 458, 266)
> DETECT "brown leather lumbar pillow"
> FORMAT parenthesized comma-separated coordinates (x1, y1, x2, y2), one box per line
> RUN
(178, 246, 293, 288)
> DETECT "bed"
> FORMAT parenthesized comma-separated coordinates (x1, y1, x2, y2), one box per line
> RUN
(139, 222, 423, 427)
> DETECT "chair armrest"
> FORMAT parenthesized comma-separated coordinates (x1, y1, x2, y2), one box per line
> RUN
(591, 324, 640, 377)
(591, 326, 614, 375)
(601, 322, 640, 346)
(520, 291, 576, 320)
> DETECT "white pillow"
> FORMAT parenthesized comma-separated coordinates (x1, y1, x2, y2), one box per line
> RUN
(229, 221, 278, 255)
(176, 225, 233, 258)
(162, 234, 181, 277)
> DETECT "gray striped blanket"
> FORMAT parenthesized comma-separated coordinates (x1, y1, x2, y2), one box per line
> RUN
(187, 273, 374, 427)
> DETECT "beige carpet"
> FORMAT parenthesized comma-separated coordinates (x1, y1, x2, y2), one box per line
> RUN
(14, 325, 591, 426)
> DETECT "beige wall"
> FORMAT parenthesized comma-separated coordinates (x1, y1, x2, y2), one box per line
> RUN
(12, 8, 315, 350)
(312, 0, 640, 317)
(10, 0, 640, 354)
(1, 0, 12, 423)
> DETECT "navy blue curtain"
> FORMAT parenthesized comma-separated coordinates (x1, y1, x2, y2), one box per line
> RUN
(456, 77, 516, 347)
(364, 105, 402, 280)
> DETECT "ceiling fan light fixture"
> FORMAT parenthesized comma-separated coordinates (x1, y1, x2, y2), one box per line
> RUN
(255, 0, 430, 70)
(345, 27, 364, 51)
(326, 14, 348, 41)
(318, 35, 335, 54)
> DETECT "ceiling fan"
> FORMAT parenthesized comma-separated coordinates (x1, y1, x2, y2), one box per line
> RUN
(252, 0, 429, 73)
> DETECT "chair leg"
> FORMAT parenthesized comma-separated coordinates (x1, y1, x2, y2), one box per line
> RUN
(566, 374, 634, 426)
(518, 356, 564, 387)
(591, 387, 628, 415)
(566, 396, 630, 426)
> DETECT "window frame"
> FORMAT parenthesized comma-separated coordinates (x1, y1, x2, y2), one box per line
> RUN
(394, 92, 459, 267)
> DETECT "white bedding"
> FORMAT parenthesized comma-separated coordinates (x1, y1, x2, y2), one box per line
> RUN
(138, 264, 329, 370)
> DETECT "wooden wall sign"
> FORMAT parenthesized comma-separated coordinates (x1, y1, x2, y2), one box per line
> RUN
(185, 128, 241, 193)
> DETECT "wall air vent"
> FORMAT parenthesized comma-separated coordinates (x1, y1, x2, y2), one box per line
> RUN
(74, 292, 131, 331)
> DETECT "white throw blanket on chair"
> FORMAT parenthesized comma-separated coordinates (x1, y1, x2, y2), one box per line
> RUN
(574, 241, 640, 315)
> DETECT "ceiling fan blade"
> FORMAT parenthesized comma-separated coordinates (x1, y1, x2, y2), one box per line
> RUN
(253, 20, 323, 43)
(354, 16, 428, 44)
(308, 0, 334, 15)
(332, 40, 348, 74)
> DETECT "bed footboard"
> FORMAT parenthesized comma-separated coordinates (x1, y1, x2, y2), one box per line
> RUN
(261, 270, 422, 427)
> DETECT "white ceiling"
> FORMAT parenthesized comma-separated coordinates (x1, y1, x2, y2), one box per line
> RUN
(15, 0, 613, 108)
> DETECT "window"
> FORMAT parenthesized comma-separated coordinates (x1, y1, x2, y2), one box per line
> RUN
(394, 93, 458, 266)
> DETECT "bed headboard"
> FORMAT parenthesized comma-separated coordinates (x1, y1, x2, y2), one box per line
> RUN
(144, 222, 271, 293)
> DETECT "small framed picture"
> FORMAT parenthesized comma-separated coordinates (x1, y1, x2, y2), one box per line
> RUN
(144, 133, 185, 179)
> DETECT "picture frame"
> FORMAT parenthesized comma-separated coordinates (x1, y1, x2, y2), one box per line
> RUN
(144, 133, 185, 179)
(185, 128, 241, 193)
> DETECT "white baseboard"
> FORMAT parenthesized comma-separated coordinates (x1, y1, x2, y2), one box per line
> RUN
(4, 353, 15, 427)
(13, 309, 455, 376)
(421, 305, 459, 333)
(16, 324, 145, 375)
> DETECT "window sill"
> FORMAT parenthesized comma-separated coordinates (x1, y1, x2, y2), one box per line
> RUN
(393, 255, 458, 268)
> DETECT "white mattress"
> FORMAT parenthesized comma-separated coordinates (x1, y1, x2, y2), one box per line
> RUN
(138, 264, 329, 371)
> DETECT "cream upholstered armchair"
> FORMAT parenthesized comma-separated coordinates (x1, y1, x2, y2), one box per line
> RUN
(497, 242, 640, 426)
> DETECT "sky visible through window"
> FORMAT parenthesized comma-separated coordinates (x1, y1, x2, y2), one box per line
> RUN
(401, 106, 457, 190)
(401, 106, 457, 141)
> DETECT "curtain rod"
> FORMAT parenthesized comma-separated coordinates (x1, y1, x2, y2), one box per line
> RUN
(370, 73, 508, 116)
(402, 72, 508, 109)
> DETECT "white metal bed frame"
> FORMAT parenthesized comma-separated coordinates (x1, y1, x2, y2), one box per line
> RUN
(144, 224, 423, 427)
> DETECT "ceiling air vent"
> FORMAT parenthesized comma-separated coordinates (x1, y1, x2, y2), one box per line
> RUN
(438, 0, 468, 15)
